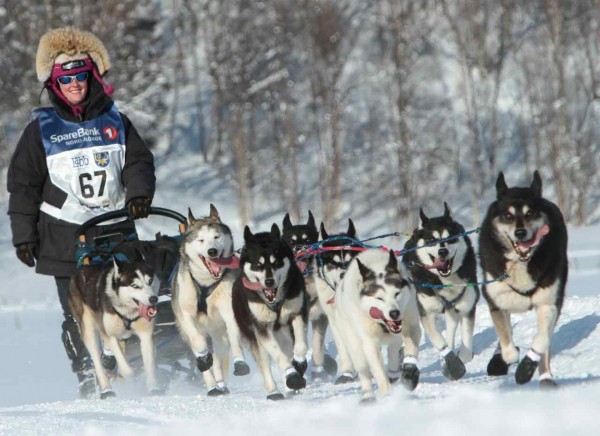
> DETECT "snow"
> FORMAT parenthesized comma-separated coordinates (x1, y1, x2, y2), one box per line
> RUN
(2, 156, 600, 435)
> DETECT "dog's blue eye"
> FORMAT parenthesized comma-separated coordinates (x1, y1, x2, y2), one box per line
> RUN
(504, 212, 514, 220)
(131, 283, 140, 289)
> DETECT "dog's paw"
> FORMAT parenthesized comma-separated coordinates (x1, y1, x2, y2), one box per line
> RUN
(267, 392, 285, 401)
(100, 389, 116, 400)
(334, 372, 356, 385)
(539, 378, 558, 389)
(292, 358, 308, 377)
(233, 360, 250, 376)
(441, 351, 466, 381)
(119, 366, 134, 378)
(285, 370, 307, 390)
(487, 353, 510, 376)
(515, 354, 539, 385)
(322, 354, 338, 376)
(359, 394, 376, 405)
(101, 353, 117, 372)
(196, 353, 213, 372)
(400, 363, 420, 391)
(149, 387, 166, 396)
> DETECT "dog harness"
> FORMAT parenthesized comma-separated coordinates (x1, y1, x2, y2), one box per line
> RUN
(35, 103, 127, 224)
(112, 307, 140, 330)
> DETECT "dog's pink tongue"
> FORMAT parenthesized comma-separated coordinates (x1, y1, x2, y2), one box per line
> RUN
(242, 276, 264, 291)
(519, 224, 550, 250)
(138, 301, 157, 322)
(210, 255, 240, 270)
(369, 307, 384, 320)
(425, 258, 447, 270)
(296, 260, 308, 273)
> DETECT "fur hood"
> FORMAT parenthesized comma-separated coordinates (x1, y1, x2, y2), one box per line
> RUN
(36, 27, 110, 82)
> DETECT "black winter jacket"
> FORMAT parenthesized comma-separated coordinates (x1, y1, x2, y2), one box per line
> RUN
(7, 77, 155, 277)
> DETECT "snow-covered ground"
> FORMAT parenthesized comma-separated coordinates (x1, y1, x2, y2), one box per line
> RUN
(1, 156, 600, 435)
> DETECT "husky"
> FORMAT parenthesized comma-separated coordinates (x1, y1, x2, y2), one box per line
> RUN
(335, 249, 422, 402)
(479, 171, 568, 386)
(171, 204, 249, 396)
(68, 249, 159, 399)
(232, 224, 308, 400)
(312, 220, 360, 384)
(282, 211, 337, 380)
(402, 203, 479, 380)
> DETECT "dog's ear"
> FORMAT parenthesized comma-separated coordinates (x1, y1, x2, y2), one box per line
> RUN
(356, 258, 374, 282)
(347, 219, 356, 238)
(188, 208, 197, 226)
(307, 211, 316, 230)
(419, 208, 429, 227)
(132, 247, 145, 263)
(283, 213, 292, 230)
(243, 226, 254, 242)
(209, 204, 221, 222)
(320, 222, 329, 240)
(531, 171, 543, 197)
(443, 202, 453, 221)
(271, 223, 281, 239)
(113, 255, 125, 275)
(496, 172, 508, 199)
(386, 249, 399, 273)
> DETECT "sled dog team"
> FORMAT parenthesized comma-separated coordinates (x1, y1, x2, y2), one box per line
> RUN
(69, 171, 568, 401)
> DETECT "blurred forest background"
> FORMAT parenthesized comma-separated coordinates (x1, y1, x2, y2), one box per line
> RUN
(0, 0, 598, 229)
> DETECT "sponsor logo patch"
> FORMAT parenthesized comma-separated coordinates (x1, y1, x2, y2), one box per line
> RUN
(103, 126, 118, 141)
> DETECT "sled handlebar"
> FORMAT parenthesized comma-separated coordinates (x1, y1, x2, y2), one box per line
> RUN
(75, 207, 187, 238)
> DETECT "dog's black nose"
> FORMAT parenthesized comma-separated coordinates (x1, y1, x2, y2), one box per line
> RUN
(149, 296, 158, 305)
(207, 248, 218, 257)
(265, 278, 275, 288)
(389, 310, 400, 320)
(438, 248, 449, 259)
(514, 228, 528, 240)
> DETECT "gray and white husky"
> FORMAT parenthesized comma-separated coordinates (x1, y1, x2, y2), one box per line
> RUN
(402, 203, 479, 380)
(334, 249, 422, 402)
(479, 171, 568, 386)
(68, 250, 159, 399)
(171, 204, 249, 396)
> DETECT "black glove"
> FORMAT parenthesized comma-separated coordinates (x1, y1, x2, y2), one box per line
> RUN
(127, 197, 151, 219)
(16, 242, 38, 267)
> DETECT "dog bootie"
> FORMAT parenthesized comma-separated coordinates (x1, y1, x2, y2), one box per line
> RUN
(334, 372, 355, 385)
(441, 350, 466, 381)
(196, 353, 213, 372)
(285, 368, 306, 390)
(400, 363, 420, 391)
(267, 392, 285, 401)
(322, 354, 338, 376)
(233, 360, 250, 376)
(487, 353, 509, 376)
(292, 358, 308, 377)
(515, 350, 541, 385)
(101, 352, 117, 372)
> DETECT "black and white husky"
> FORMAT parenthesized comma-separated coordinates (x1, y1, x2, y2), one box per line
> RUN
(68, 250, 158, 398)
(312, 220, 360, 384)
(402, 203, 479, 380)
(282, 211, 337, 380)
(479, 171, 568, 386)
(171, 204, 249, 396)
(232, 224, 308, 400)
(335, 249, 421, 402)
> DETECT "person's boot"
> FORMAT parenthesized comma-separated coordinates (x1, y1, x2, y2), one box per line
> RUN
(62, 317, 96, 398)
(77, 363, 97, 399)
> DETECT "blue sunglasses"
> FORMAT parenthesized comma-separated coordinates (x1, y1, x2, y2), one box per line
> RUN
(57, 72, 89, 85)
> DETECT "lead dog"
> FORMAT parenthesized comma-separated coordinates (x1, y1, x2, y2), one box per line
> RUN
(171, 204, 249, 396)
(402, 203, 479, 380)
(479, 171, 568, 386)
(232, 224, 308, 400)
(335, 249, 421, 401)
(68, 249, 158, 398)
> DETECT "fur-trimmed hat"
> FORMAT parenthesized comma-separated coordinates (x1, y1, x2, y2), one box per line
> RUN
(36, 27, 110, 82)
